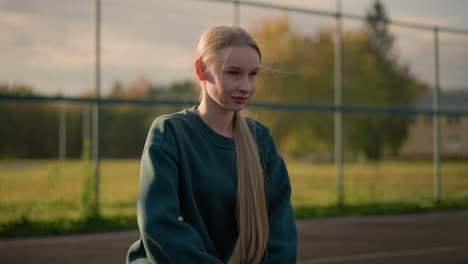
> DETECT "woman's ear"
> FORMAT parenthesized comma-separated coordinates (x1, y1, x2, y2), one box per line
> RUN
(195, 59, 207, 81)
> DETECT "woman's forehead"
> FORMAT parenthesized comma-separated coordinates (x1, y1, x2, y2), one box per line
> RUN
(216, 46, 261, 70)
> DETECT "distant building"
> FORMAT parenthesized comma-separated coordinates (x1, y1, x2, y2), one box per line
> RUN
(399, 89, 468, 159)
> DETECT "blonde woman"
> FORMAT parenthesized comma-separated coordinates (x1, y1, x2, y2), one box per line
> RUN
(126, 25, 297, 264)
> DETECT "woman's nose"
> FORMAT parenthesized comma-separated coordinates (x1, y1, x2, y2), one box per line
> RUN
(239, 76, 252, 93)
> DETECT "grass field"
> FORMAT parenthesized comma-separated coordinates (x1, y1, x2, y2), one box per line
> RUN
(1, 158, 467, 236)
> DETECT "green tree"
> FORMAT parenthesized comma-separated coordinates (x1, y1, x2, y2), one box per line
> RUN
(109, 80, 125, 98)
(249, 8, 427, 159)
(248, 15, 340, 155)
(351, 0, 427, 159)
(0, 83, 63, 158)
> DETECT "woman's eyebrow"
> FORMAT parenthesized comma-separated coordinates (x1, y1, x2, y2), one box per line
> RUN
(225, 65, 260, 71)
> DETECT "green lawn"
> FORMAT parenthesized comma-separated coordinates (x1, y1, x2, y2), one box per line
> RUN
(1, 158, 467, 236)
(0, 159, 141, 223)
(288, 159, 468, 206)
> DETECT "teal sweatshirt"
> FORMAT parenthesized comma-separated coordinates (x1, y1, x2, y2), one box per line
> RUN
(126, 106, 297, 264)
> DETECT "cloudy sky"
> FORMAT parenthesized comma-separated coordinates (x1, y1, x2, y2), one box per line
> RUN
(1, 0, 467, 96)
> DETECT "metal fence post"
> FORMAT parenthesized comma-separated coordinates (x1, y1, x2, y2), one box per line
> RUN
(334, 0, 344, 206)
(93, 0, 102, 215)
(233, 0, 240, 26)
(433, 27, 441, 204)
(59, 102, 67, 162)
(82, 103, 91, 155)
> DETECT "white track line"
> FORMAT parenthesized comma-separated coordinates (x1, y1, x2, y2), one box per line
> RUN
(299, 244, 468, 264)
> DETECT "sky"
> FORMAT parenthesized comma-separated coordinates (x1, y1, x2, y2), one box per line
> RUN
(0, 0, 467, 96)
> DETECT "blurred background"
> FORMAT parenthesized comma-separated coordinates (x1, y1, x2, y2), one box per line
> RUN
(1, 0, 467, 236)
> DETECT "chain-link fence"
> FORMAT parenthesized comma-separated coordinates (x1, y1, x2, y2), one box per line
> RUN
(1, 0, 468, 224)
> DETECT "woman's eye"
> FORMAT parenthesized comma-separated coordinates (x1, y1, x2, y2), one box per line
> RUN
(227, 71, 239, 76)
(250, 72, 258, 76)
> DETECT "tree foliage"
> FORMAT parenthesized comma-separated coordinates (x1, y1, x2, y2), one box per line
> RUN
(250, 3, 427, 160)
(0, 1, 427, 160)
(355, 0, 427, 159)
(0, 80, 196, 159)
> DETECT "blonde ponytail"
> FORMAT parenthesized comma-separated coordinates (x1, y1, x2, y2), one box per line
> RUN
(196, 25, 269, 263)
(233, 111, 268, 264)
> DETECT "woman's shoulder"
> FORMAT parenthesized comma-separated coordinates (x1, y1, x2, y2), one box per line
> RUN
(245, 116, 272, 144)
(245, 116, 281, 164)
(145, 108, 194, 147)
(151, 109, 188, 128)
(150, 110, 187, 132)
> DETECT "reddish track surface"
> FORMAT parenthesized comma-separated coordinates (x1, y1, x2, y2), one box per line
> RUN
(1, 210, 468, 264)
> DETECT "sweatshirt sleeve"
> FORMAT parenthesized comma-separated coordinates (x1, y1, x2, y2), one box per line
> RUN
(262, 135, 298, 264)
(127, 121, 224, 264)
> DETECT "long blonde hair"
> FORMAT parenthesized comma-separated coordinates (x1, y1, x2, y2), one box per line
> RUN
(195, 25, 268, 264)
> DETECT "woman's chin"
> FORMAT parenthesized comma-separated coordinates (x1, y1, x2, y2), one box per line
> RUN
(228, 104, 247, 112)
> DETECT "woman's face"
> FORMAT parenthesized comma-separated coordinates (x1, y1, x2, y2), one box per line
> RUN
(203, 45, 260, 112)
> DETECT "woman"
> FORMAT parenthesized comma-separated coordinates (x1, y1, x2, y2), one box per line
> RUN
(126, 25, 297, 264)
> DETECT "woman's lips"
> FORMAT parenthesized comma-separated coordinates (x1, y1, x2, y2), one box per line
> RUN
(232, 96, 248, 104)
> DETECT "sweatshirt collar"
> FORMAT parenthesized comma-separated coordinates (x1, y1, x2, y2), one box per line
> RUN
(185, 106, 235, 150)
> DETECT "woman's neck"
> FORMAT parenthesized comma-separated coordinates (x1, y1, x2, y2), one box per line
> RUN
(197, 99, 235, 138)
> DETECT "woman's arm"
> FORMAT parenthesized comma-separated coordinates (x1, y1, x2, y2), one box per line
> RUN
(127, 122, 224, 264)
(262, 136, 298, 264)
